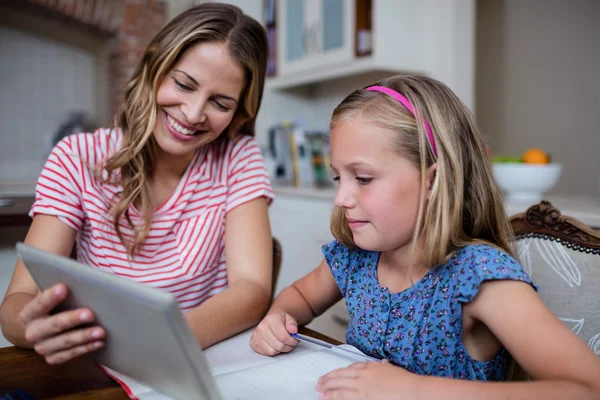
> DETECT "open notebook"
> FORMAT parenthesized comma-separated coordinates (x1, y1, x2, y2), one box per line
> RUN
(102, 329, 377, 400)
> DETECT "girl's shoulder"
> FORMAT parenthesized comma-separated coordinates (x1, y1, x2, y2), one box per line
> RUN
(444, 243, 537, 303)
(322, 240, 378, 273)
(322, 239, 376, 261)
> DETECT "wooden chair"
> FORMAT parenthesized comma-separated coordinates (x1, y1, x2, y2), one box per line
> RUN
(509, 200, 600, 356)
(271, 237, 282, 299)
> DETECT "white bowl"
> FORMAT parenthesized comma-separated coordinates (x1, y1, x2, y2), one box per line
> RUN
(492, 163, 562, 203)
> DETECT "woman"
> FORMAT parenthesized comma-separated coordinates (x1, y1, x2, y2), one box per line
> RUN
(0, 3, 274, 364)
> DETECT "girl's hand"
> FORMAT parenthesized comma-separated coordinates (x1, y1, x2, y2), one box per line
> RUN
(249, 311, 299, 356)
(316, 360, 419, 400)
(20, 283, 105, 364)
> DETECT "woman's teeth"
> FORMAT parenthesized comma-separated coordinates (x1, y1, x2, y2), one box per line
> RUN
(167, 114, 197, 136)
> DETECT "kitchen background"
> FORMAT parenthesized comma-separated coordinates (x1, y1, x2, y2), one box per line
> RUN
(1, 0, 599, 346)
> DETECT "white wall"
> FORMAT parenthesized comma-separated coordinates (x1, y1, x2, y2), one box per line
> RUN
(476, 0, 600, 196)
(0, 0, 112, 185)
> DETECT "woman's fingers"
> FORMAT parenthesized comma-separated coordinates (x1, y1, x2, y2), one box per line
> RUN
(19, 284, 68, 324)
(43, 340, 104, 364)
(33, 325, 105, 356)
(25, 308, 95, 344)
(16, 283, 105, 364)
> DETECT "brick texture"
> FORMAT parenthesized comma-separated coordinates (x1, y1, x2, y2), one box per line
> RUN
(27, 0, 167, 120)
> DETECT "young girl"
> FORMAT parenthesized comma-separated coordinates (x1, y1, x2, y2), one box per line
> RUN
(0, 3, 274, 364)
(250, 75, 600, 399)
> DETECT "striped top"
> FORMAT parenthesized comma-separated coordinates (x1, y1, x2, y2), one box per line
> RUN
(30, 128, 274, 312)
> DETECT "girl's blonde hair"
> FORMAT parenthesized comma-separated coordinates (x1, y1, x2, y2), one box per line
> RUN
(330, 74, 517, 267)
(104, 3, 268, 257)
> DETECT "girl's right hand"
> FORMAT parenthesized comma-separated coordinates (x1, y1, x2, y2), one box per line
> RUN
(20, 283, 105, 364)
(250, 311, 299, 356)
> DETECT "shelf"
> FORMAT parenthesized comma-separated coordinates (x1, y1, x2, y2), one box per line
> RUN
(265, 57, 410, 91)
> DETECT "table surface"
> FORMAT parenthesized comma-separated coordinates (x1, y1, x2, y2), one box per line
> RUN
(0, 195, 34, 226)
(0, 326, 340, 399)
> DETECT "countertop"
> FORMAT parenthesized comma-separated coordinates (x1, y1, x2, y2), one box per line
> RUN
(274, 186, 600, 228)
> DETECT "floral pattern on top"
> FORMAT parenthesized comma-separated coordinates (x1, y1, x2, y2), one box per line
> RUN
(323, 240, 538, 381)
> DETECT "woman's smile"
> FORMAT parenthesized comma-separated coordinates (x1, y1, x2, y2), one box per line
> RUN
(162, 111, 206, 142)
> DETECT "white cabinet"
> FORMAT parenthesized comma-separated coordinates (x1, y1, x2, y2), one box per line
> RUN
(278, 0, 355, 76)
(269, 192, 334, 293)
(268, 0, 476, 112)
(269, 190, 348, 342)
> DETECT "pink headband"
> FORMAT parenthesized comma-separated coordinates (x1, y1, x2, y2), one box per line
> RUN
(366, 86, 438, 157)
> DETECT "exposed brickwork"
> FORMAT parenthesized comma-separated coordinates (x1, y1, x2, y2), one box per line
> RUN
(25, 0, 167, 120)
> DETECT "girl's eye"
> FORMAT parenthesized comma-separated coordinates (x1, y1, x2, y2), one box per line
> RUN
(356, 177, 372, 185)
(332, 176, 340, 183)
(174, 79, 192, 91)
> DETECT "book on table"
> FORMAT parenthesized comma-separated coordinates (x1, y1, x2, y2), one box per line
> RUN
(104, 329, 377, 400)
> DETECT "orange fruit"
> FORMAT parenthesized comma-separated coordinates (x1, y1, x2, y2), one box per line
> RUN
(522, 148, 550, 164)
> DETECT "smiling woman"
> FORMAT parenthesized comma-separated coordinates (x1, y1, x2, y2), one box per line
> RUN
(154, 41, 244, 154)
(0, 3, 275, 367)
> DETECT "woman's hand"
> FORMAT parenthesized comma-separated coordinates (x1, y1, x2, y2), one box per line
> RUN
(316, 360, 420, 400)
(249, 311, 300, 356)
(20, 283, 105, 364)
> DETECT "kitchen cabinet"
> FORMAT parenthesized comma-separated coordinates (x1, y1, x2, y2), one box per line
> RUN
(278, 0, 354, 77)
(268, 0, 476, 111)
(268, 190, 348, 341)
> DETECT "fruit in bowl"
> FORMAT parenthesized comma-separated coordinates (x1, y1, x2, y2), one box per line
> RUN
(492, 148, 561, 203)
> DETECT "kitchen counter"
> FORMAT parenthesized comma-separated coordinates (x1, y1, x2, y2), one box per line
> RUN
(0, 181, 37, 197)
(274, 186, 600, 229)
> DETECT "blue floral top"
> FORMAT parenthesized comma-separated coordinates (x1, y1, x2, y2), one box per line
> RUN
(323, 240, 537, 381)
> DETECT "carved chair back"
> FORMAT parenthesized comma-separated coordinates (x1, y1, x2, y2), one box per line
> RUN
(510, 201, 600, 356)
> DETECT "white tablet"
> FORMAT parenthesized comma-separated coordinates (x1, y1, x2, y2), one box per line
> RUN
(16, 242, 223, 400)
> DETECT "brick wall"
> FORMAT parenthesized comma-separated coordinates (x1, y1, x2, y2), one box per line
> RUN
(26, 0, 167, 119)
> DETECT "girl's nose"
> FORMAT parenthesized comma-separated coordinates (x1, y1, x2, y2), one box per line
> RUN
(334, 183, 355, 209)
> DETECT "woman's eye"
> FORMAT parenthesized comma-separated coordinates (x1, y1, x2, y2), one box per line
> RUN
(356, 177, 372, 185)
(212, 100, 231, 111)
(332, 176, 340, 183)
(174, 79, 192, 91)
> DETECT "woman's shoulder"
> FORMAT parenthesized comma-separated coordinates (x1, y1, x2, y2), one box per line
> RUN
(52, 128, 121, 163)
(205, 134, 265, 180)
(212, 134, 260, 159)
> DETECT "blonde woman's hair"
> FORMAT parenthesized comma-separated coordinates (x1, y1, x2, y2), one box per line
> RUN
(104, 3, 268, 257)
(330, 74, 517, 267)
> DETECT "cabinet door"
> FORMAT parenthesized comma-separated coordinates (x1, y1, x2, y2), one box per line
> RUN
(268, 196, 334, 293)
(284, 0, 305, 62)
(278, 0, 355, 76)
(268, 196, 348, 342)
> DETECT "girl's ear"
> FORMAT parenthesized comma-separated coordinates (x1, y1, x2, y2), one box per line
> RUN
(426, 163, 437, 199)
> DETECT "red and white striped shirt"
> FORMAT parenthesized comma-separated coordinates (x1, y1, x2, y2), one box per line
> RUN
(30, 128, 274, 312)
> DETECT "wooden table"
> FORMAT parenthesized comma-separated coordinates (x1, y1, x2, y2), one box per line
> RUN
(0, 196, 34, 226)
(0, 327, 340, 399)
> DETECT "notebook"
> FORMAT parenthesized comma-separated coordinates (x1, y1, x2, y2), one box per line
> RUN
(103, 329, 375, 400)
